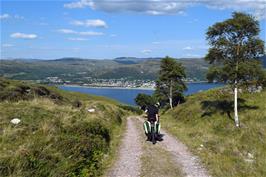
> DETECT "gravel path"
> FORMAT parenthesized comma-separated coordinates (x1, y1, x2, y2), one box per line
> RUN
(106, 116, 142, 177)
(137, 116, 210, 177)
(107, 116, 210, 177)
(159, 129, 210, 177)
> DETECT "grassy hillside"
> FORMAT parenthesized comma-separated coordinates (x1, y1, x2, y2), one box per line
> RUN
(161, 88, 266, 177)
(0, 77, 130, 177)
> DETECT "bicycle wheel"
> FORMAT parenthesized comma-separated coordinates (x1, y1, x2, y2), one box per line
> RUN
(151, 127, 156, 144)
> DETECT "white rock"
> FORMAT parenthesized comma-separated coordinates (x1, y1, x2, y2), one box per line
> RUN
(244, 159, 254, 163)
(87, 108, 95, 113)
(10, 118, 21, 125)
(197, 147, 203, 151)
(247, 153, 254, 159)
(200, 144, 204, 147)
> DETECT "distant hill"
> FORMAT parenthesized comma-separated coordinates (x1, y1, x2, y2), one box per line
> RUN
(113, 57, 162, 64)
(0, 57, 209, 82)
(114, 58, 138, 65)
(48, 57, 88, 62)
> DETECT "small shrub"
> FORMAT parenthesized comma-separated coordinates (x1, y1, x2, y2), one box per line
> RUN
(72, 100, 82, 108)
(33, 86, 50, 96)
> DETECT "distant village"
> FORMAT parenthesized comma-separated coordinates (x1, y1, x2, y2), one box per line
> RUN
(39, 76, 204, 89)
(41, 77, 157, 89)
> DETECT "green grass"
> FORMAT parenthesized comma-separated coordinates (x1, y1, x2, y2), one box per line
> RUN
(0, 78, 130, 177)
(161, 88, 266, 177)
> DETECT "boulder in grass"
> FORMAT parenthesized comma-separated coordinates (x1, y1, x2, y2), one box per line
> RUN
(10, 118, 21, 125)
(87, 108, 95, 113)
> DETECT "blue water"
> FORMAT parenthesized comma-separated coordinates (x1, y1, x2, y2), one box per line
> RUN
(59, 83, 223, 105)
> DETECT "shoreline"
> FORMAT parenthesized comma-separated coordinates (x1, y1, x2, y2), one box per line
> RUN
(58, 84, 156, 90)
(57, 81, 220, 91)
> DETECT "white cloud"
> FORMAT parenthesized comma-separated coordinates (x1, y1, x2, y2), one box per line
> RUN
(64, 0, 266, 19)
(64, 0, 93, 9)
(202, 0, 266, 20)
(57, 29, 104, 36)
(68, 37, 88, 41)
(14, 15, 24, 19)
(10, 33, 38, 39)
(0, 14, 24, 20)
(2, 44, 14, 47)
(79, 31, 104, 36)
(64, 0, 187, 15)
(58, 29, 76, 34)
(0, 14, 10, 20)
(183, 46, 193, 50)
(71, 19, 108, 28)
(252, 6, 266, 20)
(141, 49, 152, 54)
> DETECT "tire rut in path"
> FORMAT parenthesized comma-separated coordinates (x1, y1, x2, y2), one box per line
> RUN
(136, 116, 210, 177)
(106, 116, 142, 177)
(159, 129, 210, 177)
(135, 118, 184, 177)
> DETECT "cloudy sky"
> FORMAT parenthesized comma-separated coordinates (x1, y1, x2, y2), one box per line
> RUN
(1, 0, 265, 59)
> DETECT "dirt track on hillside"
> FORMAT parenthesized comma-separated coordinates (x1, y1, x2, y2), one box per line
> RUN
(105, 116, 210, 177)
(106, 117, 142, 177)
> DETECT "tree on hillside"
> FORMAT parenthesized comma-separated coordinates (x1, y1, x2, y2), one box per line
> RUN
(155, 56, 187, 109)
(135, 93, 156, 110)
(205, 12, 265, 127)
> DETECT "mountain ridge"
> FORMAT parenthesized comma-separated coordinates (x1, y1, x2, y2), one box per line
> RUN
(1, 56, 265, 83)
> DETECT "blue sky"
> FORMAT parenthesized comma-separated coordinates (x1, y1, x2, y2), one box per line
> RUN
(1, 0, 265, 59)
